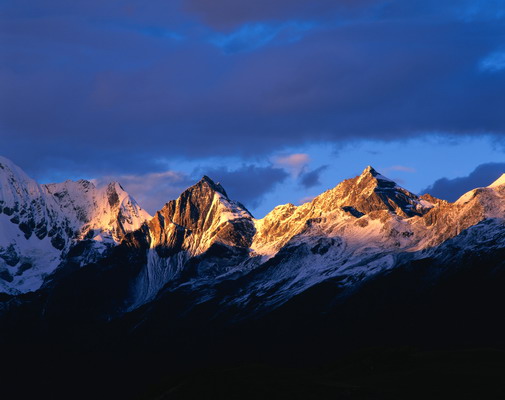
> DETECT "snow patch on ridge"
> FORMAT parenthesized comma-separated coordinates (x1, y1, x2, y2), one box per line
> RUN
(0, 156, 151, 294)
(489, 173, 505, 188)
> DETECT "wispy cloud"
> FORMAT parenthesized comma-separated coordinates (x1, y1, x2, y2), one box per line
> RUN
(92, 170, 192, 214)
(298, 196, 315, 205)
(383, 165, 417, 173)
(479, 51, 505, 73)
(209, 21, 316, 53)
(273, 153, 311, 176)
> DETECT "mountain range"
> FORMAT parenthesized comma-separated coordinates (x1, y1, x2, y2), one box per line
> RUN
(1, 155, 504, 399)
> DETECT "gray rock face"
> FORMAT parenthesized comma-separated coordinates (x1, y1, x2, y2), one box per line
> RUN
(144, 176, 255, 254)
(1, 156, 504, 316)
(316, 166, 432, 217)
(122, 176, 257, 307)
(1, 164, 505, 400)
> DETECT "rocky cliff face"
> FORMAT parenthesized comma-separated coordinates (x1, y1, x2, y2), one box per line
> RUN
(0, 156, 150, 294)
(252, 167, 505, 258)
(145, 176, 255, 254)
(1, 159, 504, 400)
(44, 179, 150, 243)
(251, 166, 434, 256)
(314, 166, 433, 217)
(1, 156, 504, 313)
(115, 165, 505, 311)
(123, 175, 256, 306)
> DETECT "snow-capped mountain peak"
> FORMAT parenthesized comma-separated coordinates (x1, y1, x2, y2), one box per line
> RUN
(124, 175, 256, 306)
(2, 159, 504, 310)
(360, 165, 395, 184)
(43, 178, 150, 242)
(144, 175, 254, 255)
(251, 167, 434, 257)
(312, 166, 433, 218)
(0, 156, 150, 294)
(197, 175, 228, 196)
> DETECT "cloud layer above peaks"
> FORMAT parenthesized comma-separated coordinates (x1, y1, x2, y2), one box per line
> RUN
(1, 0, 504, 215)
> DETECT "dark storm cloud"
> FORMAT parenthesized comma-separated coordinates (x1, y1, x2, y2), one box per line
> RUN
(184, 0, 376, 30)
(299, 166, 329, 189)
(184, 0, 505, 29)
(201, 165, 289, 211)
(421, 162, 505, 202)
(93, 164, 288, 215)
(0, 0, 504, 180)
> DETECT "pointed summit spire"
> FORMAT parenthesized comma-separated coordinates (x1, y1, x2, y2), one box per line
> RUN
(196, 175, 228, 197)
(358, 165, 395, 186)
(150, 175, 254, 256)
(362, 165, 378, 175)
(316, 165, 432, 218)
(200, 175, 214, 184)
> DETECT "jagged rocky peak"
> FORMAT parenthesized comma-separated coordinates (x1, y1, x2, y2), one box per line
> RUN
(0, 156, 45, 206)
(357, 165, 396, 189)
(314, 166, 433, 218)
(197, 175, 228, 196)
(43, 178, 150, 241)
(0, 157, 58, 242)
(104, 181, 140, 213)
(368, 165, 393, 179)
(148, 176, 255, 254)
(106, 181, 121, 207)
(161, 175, 251, 228)
(0, 156, 151, 294)
(419, 193, 446, 205)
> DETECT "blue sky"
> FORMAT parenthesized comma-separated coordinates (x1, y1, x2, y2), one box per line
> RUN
(1, 0, 504, 216)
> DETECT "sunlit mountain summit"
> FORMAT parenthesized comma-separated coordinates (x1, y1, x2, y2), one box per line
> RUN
(1, 156, 505, 400)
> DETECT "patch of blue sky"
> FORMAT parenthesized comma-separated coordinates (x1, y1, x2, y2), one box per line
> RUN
(262, 135, 504, 217)
(457, 0, 505, 22)
(156, 134, 504, 218)
(94, 20, 185, 42)
(135, 26, 185, 41)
